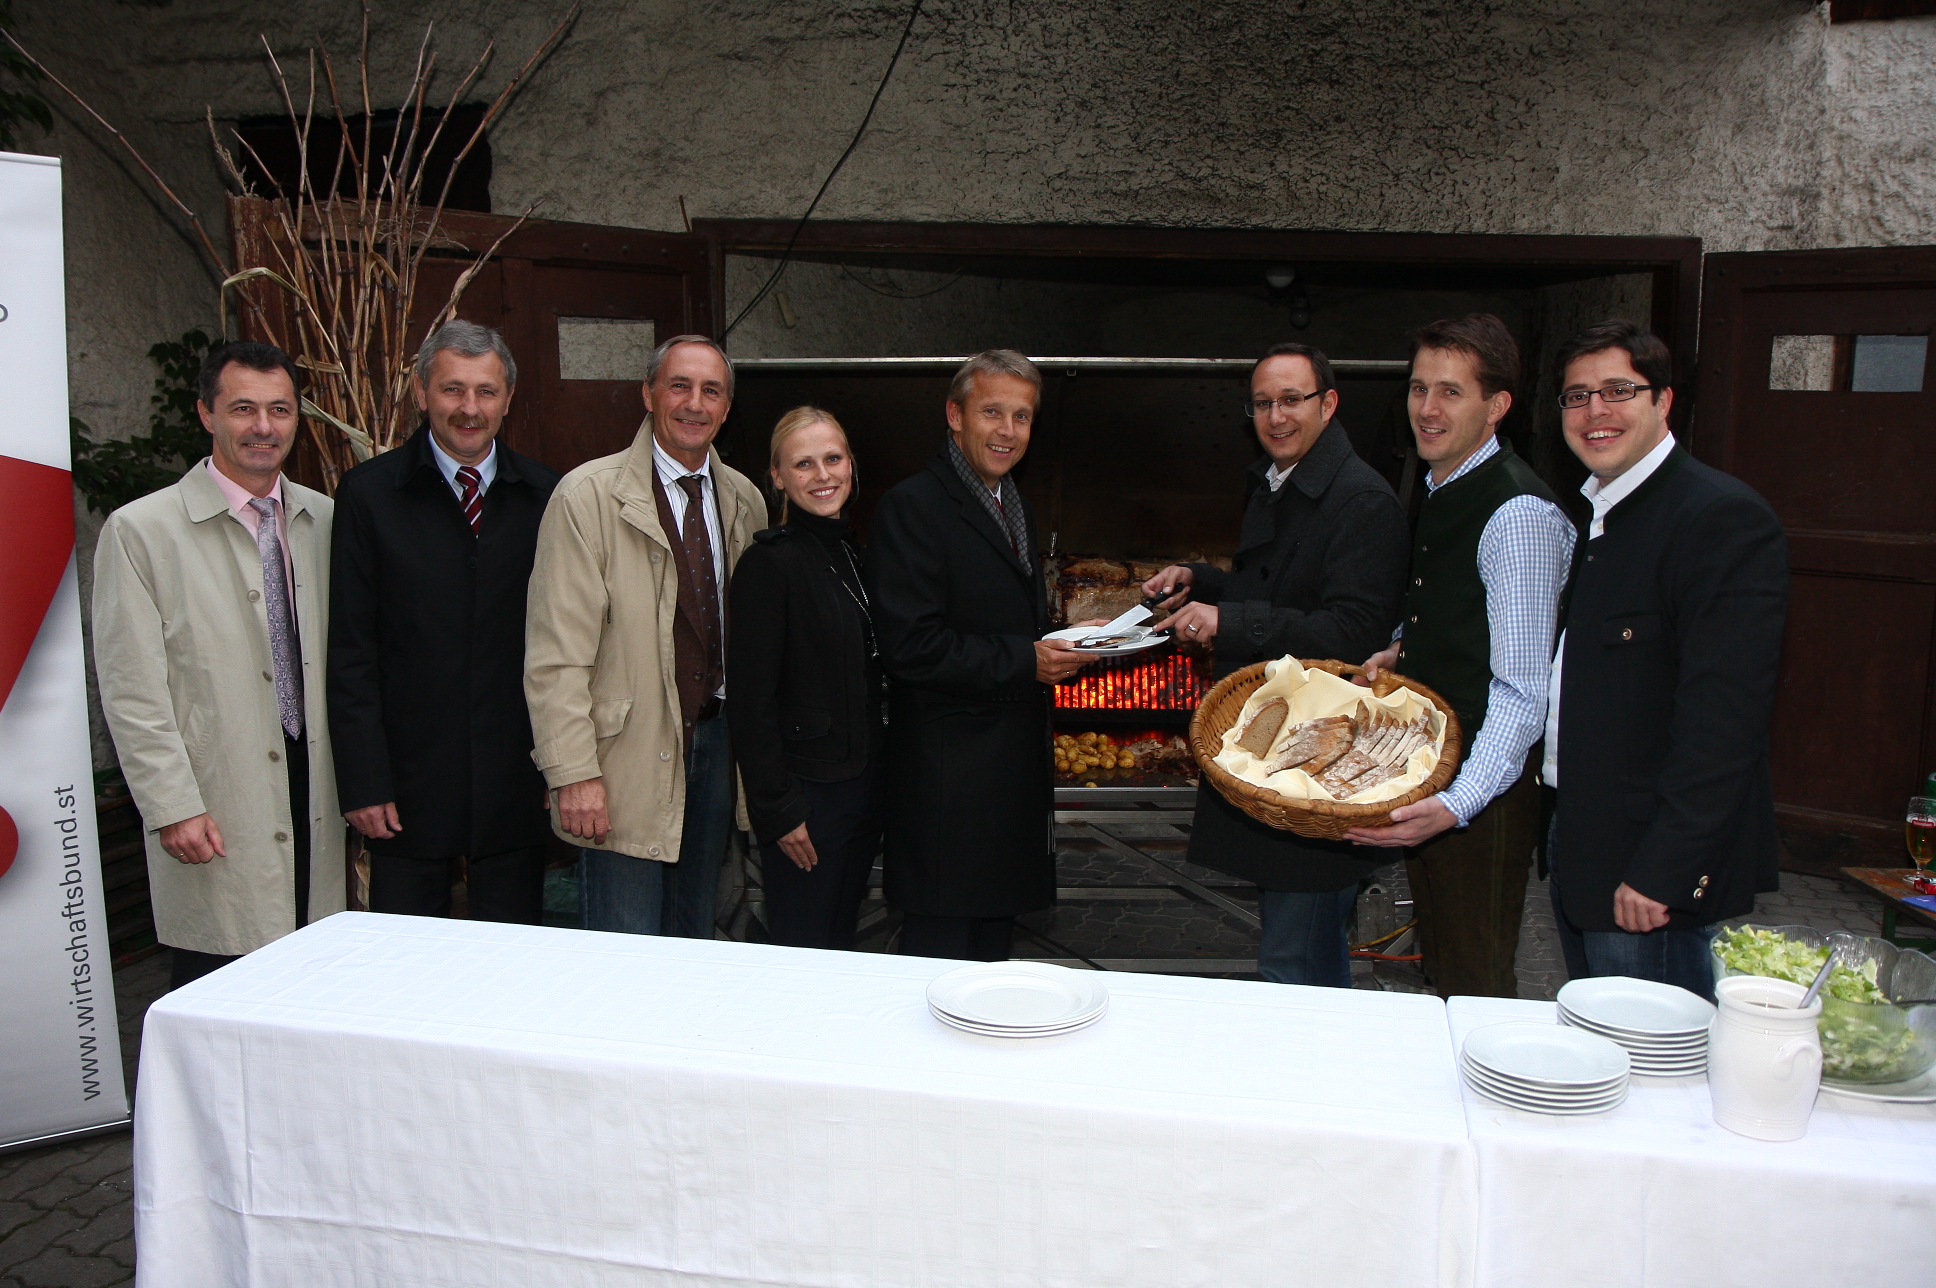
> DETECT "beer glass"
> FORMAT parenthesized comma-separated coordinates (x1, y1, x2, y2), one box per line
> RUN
(1908, 796, 1936, 889)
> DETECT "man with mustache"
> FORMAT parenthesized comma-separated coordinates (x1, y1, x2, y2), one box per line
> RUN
(867, 350, 1094, 960)
(328, 320, 560, 923)
(1348, 315, 1573, 1000)
(1542, 320, 1785, 996)
(526, 335, 766, 935)
(1143, 342, 1409, 986)
(93, 341, 344, 987)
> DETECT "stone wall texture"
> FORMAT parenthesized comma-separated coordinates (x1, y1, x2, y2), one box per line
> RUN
(9, 0, 1936, 765)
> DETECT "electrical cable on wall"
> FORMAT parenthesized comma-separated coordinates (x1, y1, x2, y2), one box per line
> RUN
(722, 0, 926, 339)
(839, 263, 964, 299)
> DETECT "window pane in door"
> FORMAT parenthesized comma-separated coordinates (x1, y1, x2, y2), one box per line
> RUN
(1850, 334, 1926, 392)
(1769, 335, 1838, 391)
(559, 317, 656, 381)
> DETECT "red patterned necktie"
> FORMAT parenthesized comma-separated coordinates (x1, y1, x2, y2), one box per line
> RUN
(456, 466, 483, 534)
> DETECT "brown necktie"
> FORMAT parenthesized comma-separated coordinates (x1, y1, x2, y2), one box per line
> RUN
(676, 474, 723, 673)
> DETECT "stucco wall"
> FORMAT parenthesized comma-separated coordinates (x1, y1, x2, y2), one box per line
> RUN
(10, 0, 1936, 766)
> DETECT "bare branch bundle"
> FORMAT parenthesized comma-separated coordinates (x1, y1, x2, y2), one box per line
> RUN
(12, 4, 576, 494)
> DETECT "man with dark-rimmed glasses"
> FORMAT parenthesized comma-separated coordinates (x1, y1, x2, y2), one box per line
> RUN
(1540, 319, 1786, 998)
(1142, 341, 1408, 986)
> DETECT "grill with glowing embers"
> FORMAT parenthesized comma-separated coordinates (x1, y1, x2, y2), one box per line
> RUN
(1053, 650, 1209, 710)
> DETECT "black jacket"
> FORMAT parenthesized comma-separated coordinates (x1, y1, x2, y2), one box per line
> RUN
(866, 451, 1054, 919)
(726, 510, 884, 846)
(327, 428, 560, 859)
(1552, 446, 1788, 932)
(1182, 421, 1412, 892)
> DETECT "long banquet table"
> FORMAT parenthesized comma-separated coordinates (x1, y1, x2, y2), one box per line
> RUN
(135, 915, 1936, 1287)
(134, 914, 1477, 1288)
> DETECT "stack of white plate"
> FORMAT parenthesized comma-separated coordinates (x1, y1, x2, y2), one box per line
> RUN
(926, 960, 1109, 1038)
(1557, 976, 1715, 1076)
(1461, 1022, 1630, 1114)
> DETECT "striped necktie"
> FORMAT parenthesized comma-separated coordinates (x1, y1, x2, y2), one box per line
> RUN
(456, 466, 483, 534)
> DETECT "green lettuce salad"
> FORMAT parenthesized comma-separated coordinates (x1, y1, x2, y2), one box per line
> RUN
(1711, 926, 1921, 1081)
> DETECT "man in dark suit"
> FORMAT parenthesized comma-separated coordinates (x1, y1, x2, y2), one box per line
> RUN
(867, 350, 1095, 961)
(1543, 320, 1787, 998)
(328, 320, 561, 922)
(1143, 342, 1410, 986)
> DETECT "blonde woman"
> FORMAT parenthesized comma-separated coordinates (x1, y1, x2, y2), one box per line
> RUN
(726, 407, 885, 949)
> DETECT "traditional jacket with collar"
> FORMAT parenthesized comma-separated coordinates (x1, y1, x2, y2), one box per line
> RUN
(865, 449, 1054, 919)
(92, 460, 344, 955)
(1180, 421, 1411, 893)
(1552, 445, 1788, 932)
(524, 425, 766, 861)
(327, 426, 560, 859)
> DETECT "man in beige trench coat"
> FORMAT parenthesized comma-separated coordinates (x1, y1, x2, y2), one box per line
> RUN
(526, 335, 764, 937)
(93, 341, 344, 988)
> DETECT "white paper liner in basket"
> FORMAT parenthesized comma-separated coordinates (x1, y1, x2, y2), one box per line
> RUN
(1212, 657, 1447, 805)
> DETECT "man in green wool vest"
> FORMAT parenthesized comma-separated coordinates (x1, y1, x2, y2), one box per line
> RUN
(1347, 315, 1574, 999)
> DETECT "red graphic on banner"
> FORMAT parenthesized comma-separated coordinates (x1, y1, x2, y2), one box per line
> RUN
(0, 454, 76, 879)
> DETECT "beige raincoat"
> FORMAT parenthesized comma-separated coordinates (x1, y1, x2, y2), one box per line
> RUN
(91, 461, 344, 955)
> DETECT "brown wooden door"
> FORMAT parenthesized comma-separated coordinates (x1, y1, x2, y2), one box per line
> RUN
(408, 212, 714, 475)
(1695, 247, 1936, 875)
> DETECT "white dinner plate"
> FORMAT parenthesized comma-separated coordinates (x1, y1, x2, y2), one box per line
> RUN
(929, 1005, 1106, 1039)
(1559, 1010, 1709, 1050)
(1459, 1056, 1627, 1107)
(1817, 1066, 1936, 1104)
(1463, 1022, 1631, 1088)
(1557, 977, 1715, 1037)
(927, 961, 1110, 1029)
(1043, 627, 1173, 656)
(1462, 1071, 1628, 1116)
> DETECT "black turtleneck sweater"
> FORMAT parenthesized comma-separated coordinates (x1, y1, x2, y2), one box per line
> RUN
(726, 508, 886, 843)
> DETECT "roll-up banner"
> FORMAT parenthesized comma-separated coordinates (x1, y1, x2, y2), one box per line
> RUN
(0, 151, 129, 1151)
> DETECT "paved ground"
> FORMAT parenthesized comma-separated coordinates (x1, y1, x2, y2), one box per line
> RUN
(0, 838, 1897, 1287)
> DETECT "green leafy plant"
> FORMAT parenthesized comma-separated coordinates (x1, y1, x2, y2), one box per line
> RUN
(71, 329, 214, 516)
(0, 1, 52, 152)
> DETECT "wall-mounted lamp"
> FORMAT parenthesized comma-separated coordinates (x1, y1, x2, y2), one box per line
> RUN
(1263, 265, 1311, 330)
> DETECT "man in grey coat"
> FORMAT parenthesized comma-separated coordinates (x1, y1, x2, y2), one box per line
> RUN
(93, 341, 343, 989)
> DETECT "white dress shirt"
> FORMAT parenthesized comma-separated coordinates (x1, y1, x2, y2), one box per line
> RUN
(1542, 431, 1678, 788)
(427, 433, 497, 499)
(1265, 459, 1296, 492)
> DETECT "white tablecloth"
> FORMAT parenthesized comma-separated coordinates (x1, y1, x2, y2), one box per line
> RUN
(135, 914, 1475, 1288)
(1449, 996, 1936, 1288)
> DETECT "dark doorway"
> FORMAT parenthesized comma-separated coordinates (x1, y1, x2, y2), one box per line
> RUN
(232, 105, 494, 213)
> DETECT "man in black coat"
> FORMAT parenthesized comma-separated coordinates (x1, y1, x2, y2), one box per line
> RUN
(328, 320, 561, 922)
(867, 350, 1096, 961)
(1144, 343, 1410, 986)
(1542, 320, 1786, 998)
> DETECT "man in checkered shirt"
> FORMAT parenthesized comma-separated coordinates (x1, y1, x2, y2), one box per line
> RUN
(1347, 314, 1575, 999)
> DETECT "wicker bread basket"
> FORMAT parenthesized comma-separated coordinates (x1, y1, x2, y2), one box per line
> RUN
(1189, 658, 1465, 840)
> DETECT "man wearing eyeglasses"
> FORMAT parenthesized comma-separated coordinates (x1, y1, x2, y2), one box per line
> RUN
(1142, 341, 1408, 986)
(1539, 320, 1785, 997)
(1346, 315, 1572, 1001)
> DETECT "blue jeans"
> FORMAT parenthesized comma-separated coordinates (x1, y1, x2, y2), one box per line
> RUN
(580, 711, 734, 937)
(1547, 813, 1719, 1001)
(1257, 885, 1359, 988)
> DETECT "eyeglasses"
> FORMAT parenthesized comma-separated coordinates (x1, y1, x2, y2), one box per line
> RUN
(1246, 391, 1325, 417)
(1557, 382, 1660, 410)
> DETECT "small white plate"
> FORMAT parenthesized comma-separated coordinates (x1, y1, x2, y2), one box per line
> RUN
(930, 1005, 1106, 1039)
(1464, 1022, 1631, 1088)
(1557, 977, 1716, 1037)
(1560, 1010, 1709, 1050)
(927, 961, 1110, 1029)
(1043, 627, 1172, 656)
(1463, 1072, 1628, 1116)
(1817, 1066, 1936, 1103)
(1460, 1056, 1627, 1107)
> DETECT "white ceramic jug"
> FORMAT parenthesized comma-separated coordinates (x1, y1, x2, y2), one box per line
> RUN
(1707, 975, 1822, 1141)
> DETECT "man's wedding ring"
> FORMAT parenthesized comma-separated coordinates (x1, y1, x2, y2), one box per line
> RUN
(1188, 623, 1199, 633)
